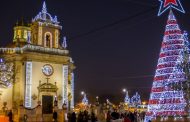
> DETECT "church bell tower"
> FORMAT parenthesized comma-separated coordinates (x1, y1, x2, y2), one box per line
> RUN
(31, 2, 61, 48)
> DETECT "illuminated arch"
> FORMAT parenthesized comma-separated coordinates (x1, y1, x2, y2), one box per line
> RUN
(44, 32, 52, 48)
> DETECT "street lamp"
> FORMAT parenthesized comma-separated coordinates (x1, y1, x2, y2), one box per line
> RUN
(106, 99, 109, 103)
(142, 101, 146, 109)
(123, 88, 126, 93)
(96, 96, 99, 106)
(106, 99, 110, 110)
(81, 91, 85, 95)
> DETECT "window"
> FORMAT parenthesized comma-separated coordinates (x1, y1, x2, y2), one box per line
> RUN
(44, 32, 52, 48)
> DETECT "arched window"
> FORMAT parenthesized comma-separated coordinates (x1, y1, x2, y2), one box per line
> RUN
(44, 32, 52, 48)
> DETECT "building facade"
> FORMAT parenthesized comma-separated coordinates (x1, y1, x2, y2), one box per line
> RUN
(0, 2, 75, 113)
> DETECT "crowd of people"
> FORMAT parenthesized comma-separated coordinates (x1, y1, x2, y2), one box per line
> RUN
(67, 110, 97, 122)
(66, 109, 146, 122)
(108, 110, 146, 122)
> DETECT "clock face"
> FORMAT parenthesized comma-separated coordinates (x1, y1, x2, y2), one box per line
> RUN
(42, 64, 54, 76)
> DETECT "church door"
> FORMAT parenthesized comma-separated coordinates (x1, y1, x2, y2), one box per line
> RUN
(42, 95, 53, 114)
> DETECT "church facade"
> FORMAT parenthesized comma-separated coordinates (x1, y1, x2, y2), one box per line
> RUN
(0, 2, 75, 112)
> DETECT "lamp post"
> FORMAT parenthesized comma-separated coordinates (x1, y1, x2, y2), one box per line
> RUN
(96, 96, 99, 106)
(106, 99, 110, 111)
(142, 101, 146, 109)
(96, 96, 99, 101)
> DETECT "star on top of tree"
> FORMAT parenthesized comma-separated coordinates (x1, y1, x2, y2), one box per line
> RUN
(158, 0, 185, 16)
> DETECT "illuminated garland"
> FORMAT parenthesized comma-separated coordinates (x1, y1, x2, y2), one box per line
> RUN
(146, 11, 188, 121)
(32, 1, 59, 24)
(0, 58, 14, 88)
(0, 44, 69, 55)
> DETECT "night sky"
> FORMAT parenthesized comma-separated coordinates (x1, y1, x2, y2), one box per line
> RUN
(0, 0, 190, 104)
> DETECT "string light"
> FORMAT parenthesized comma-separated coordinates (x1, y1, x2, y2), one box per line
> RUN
(145, 11, 187, 121)
(0, 58, 14, 88)
(131, 92, 141, 107)
(32, 1, 59, 24)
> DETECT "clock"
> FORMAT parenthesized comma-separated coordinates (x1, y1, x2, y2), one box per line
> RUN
(42, 64, 54, 76)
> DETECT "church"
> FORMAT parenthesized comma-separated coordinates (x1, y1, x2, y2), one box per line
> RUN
(0, 2, 75, 113)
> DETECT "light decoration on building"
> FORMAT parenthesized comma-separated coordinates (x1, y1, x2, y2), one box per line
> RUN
(0, 58, 14, 88)
(62, 36, 67, 49)
(62, 65, 68, 106)
(55, 30, 59, 48)
(158, 0, 185, 16)
(145, 10, 187, 121)
(27, 31, 31, 44)
(0, 44, 69, 55)
(32, 1, 59, 24)
(25, 62, 32, 108)
(131, 92, 141, 107)
(71, 72, 74, 108)
(82, 93, 88, 105)
(124, 89, 130, 105)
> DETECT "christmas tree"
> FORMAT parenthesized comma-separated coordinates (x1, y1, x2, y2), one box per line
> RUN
(124, 89, 130, 105)
(131, 92, 141, 107)
(145, 10, 187, 121)
(82, 94, 88, 105)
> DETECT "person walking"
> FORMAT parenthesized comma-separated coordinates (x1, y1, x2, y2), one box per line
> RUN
(53, 110, 58, 122)
(8, 110, 13, 122)
(91, 112, 97, 122)
(71, 112, 76, 122)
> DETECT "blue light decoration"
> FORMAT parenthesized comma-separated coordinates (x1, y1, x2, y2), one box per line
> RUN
(131, 92, 141, 107)
(71, 72, 74, 108)
(0, 58, 4, 63)
(124, 89, 130, 105)
(145, 10, 188, 122)
(62, 36, 67, 49)
(32, 1, 59, 24)
(82, 94, 88, 105)
(158, 0, 185, 16)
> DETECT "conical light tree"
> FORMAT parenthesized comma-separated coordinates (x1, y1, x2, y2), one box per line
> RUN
(82, 94, 88, 105)
(124, 89, 130, 105)
(145, 10, 188, 121)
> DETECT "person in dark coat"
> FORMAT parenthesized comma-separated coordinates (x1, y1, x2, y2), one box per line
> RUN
(71, 112, 76, 122)
(91, 112, 97, 122)
(83, 110, 89, 122)
(111, 109, 120, 120)
(53, 110, 58, 122)
(8, 110, 13, 122)
(77, 111, 84, 122)
(106, 111, 112, 122)
(129, 112, 135, 122)
(67, 112, 72, 122)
